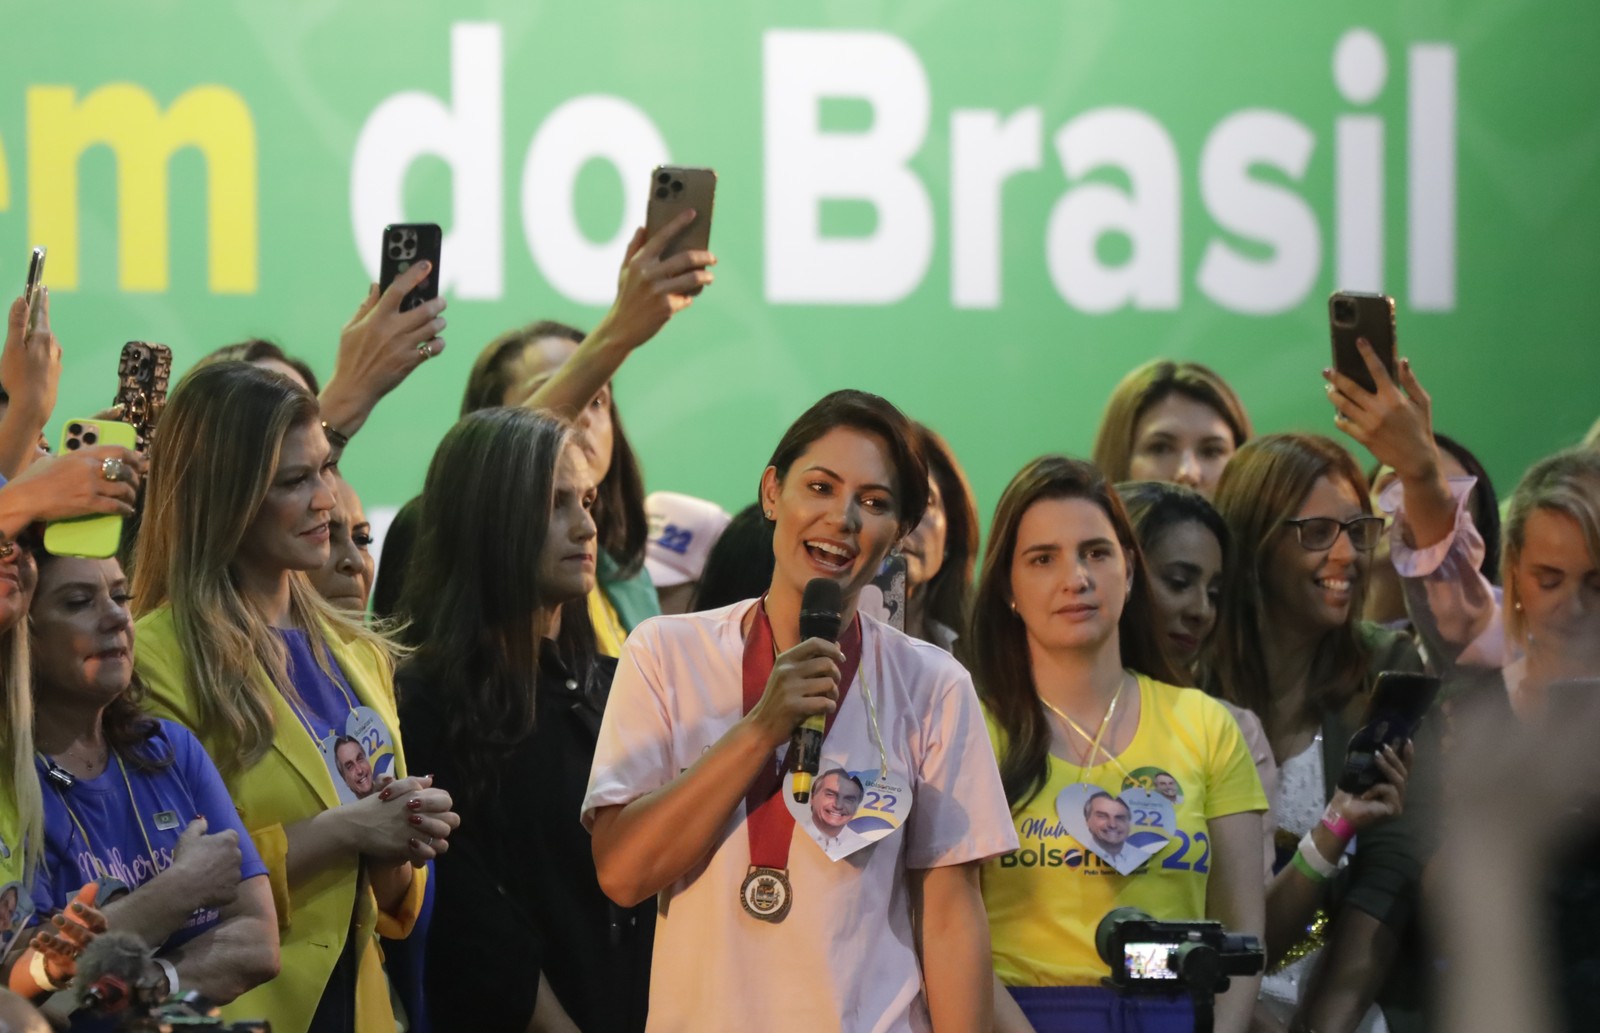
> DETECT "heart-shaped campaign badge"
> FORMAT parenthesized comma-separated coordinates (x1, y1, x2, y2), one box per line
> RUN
(1055, 783, 1175, 875)
(785, 761, 913, 861)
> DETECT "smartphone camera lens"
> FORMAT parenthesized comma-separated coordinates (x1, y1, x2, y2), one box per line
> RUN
(655, 187, 669, 200)
(83, 431, 98, 445)
(388, 245, 404, 258)
(670, 180, 683, 193)
(657, 172, 671, 184)
(1332, 298, 1357, 326)
(66, 438, 80, 451)
(68, 423, 82, 436)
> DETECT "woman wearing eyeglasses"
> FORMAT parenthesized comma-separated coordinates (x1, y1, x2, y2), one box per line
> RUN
(1203, 434, 1427, 1033)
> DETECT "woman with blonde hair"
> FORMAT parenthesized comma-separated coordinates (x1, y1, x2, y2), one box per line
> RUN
(132, 362, 458, 1033)
(1091, 360, 1252, 499)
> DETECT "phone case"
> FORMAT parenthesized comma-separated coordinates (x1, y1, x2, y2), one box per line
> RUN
(1328, 291, 1398, 394)
(645, 166, 716, 274)
(113, 341, 172, 452)
(44, 419, 139, 559)
(378, 223, 442, 312)
(1336, 671, 1440, 794)
(24, 246, 46, 333)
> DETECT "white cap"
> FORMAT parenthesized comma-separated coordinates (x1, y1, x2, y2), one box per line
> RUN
(645, 492, 732, 588)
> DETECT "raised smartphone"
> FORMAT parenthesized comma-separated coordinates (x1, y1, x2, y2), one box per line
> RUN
(44, 419, 139, 559)
(23, 246, 46, 333)
(113, 341, 173, 452)
(644, 166, 716, 279)
(1336, 671, 1441, 794)
(1328, 291, 1398, 394)
(378, 223, 442, 312)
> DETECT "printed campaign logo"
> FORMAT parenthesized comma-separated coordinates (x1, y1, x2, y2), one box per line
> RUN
(785, 759, 911, 861)
(319, 706, 398, 804)
(1055, 782, 1175, 875)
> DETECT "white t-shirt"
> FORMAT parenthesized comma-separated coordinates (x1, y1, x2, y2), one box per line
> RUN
(583, 600, 1018, 1033)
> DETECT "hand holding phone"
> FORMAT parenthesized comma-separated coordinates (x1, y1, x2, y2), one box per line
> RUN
(3, 254, 62, 429)
(1329, 291, 1397, 394)
(1337, 671, 1439, 795)
(23, 246, 45, 334)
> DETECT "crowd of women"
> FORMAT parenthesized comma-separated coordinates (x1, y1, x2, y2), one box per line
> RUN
(0, 206, 1596, 1033)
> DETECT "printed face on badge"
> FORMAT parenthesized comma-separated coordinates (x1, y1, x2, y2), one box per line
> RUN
(786, 758, 912, 862)
(321, 706, 396, 804)
(1056, 782, 1175, 876)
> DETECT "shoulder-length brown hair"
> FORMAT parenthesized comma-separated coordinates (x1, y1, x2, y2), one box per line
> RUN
(1202, 433, 1373, 736)
(968, 456, 1181, 810)
(1092, 360, 1252, 482)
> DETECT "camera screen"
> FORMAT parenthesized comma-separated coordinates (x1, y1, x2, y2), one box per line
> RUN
(1124, 942, 1178, 980)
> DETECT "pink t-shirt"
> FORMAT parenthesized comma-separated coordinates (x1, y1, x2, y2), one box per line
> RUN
(583, 601, 1018, 1033)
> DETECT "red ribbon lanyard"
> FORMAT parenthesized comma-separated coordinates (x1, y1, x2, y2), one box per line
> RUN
(741, 598, 863, 870)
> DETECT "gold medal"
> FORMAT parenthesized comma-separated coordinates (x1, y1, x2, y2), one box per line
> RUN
(740, 865, 793, 922)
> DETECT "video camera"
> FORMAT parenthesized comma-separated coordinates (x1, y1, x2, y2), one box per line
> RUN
(1095, 907, 1265, 1033)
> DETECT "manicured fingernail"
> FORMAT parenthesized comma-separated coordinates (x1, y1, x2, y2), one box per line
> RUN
(409, 838, 422, 850)
(379, 788, 393, 801)
(407, 798, 423, 810)
(409, 814, 423, 826)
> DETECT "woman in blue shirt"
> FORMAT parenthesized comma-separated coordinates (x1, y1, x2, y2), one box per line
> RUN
(27, 549, 278, 1009)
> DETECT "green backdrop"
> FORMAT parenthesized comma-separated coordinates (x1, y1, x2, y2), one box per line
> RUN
(4, 1, 1596, 534)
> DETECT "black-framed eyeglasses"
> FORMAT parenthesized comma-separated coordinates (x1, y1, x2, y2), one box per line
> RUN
(1283, 515, 1384, 552)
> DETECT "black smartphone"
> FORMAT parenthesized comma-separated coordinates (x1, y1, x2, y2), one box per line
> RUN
(23, 246, 46, 333)
(113, 341, 173, 452)
(378, 223, 442, 312)
(1336, 671, 1441, 794)
(1328, 291, 1398, 394)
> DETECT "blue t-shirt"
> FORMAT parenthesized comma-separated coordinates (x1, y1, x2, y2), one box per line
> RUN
(279, 627, 361, 740)
(278, 627, 398, 802)
(32, 719, 267, 950)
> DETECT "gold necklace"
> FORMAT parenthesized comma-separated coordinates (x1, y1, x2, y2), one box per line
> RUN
(1039, 673, 1129, 776)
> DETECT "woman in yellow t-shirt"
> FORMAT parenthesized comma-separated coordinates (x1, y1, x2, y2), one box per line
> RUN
(970, 456, 1267, 1033)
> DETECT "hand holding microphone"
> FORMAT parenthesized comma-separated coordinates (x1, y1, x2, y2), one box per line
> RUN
(747, 582, 846, 757)
(789, 579, 844, 803)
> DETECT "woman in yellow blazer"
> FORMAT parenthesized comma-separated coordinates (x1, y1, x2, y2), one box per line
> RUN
(132, 362, 459, 1033)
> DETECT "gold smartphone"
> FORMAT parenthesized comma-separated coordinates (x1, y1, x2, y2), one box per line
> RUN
(1328, 291, 1398, 394)
(645, 166, 716, 279)
(23, 246, 46, 334)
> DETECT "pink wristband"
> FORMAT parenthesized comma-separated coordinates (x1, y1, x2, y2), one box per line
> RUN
(1321, 806, 1356, 843)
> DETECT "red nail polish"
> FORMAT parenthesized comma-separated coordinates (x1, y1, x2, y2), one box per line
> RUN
(409, 814, 423, 826)
(407, 798, 423, 811)
(379, 789, 393, 802)
(408, 838, 421, 849)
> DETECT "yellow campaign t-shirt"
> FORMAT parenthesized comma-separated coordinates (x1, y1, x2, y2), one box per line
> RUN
(981, 673, 1268, 988)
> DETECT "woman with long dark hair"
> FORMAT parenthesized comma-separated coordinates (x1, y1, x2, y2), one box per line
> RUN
(1205, 433, 1424, 1033)
(973, 457, 1266, 1033)
(585, 390, 1015, 1033)
(397, 407, 653, 1032)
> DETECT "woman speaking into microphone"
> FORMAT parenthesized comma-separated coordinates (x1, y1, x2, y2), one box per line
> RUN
(584, 390, 1017, 1033)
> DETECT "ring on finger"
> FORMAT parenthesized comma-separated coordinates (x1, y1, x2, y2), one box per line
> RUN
(416, 340, 433, 360)
(101, 457, 131, 483)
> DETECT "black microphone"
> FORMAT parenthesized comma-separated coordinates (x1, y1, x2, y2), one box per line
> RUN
(790, 578, 843, 803)
(75, 930, 152, 1013)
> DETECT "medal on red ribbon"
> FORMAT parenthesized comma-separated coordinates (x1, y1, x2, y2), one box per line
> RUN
(738, 597, 861, 921)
